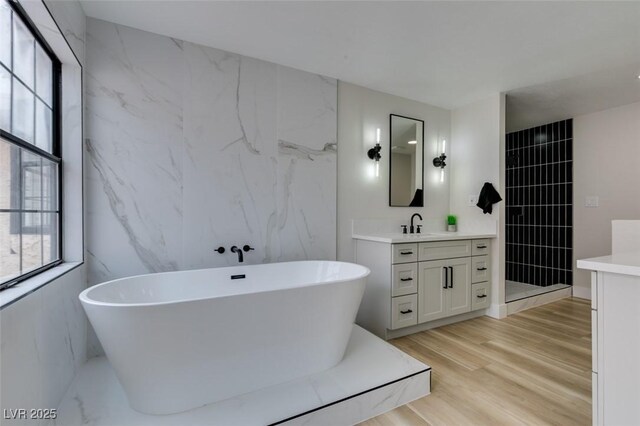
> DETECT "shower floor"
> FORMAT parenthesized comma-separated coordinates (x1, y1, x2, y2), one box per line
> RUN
(506, 281, 571, 303)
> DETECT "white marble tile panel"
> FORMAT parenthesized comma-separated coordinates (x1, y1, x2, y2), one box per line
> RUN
(1, 266, 87, 425)
(85, 19, 184, 278)
(181, 43, 278, 269)
(85, 19, 337, 279)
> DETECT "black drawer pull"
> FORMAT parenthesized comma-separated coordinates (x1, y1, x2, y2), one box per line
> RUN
(443, 267, 448, 289)
(400, 309, 413, 314)
(476, 294, 487, 298)
(476, 245, 487, 249)
(477, 267, 487, 271)
(400, 277, 413, 282)
(400, 251, 413, 255)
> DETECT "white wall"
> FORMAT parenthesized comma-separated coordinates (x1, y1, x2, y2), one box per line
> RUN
(573, 101, 640, 299)
(450, 94, 506, 317)
(337, 82, 451, 261)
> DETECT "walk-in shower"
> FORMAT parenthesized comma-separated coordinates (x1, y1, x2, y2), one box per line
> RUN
(505, 119, 573, 302)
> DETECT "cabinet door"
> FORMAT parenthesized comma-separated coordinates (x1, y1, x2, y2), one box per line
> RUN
(448, 257, 472, 316)
(418, 259, 448, 323)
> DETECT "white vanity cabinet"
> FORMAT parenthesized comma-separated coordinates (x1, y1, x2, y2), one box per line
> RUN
(354, 235, 493, 340)
(417, 244, 472, 323)
(578, 254, 640, 426)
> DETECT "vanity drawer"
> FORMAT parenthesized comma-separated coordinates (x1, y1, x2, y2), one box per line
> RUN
(392, 243, 418, 264)
(418, 240, 471, 261)
(391, 294, 418, 329)
(472, 239, 490, 256)
(392, 263, 418, 297)
(471, 282, 490, 310)
(471, 255, 491, 283)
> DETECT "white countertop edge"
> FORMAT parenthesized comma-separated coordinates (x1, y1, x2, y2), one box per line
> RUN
(577, 252, 640, 277)
(352, 232, 497, 244)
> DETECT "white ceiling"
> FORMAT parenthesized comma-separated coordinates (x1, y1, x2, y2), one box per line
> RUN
(79, 1, 640, 112)
(507, 62, 640, 132)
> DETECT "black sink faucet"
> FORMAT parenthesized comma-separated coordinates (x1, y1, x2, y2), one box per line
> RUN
(231, 246, 244, 263)
(410, 213, 423, 234)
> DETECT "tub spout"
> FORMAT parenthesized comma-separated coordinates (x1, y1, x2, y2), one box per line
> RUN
(231, 246, 243, 263)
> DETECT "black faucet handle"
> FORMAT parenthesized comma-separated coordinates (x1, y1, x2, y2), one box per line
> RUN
(214, 246, 225, 254)
(243, 245, 255, 252)
(401, 225, 408, 234)
(416, 225, 422, 234)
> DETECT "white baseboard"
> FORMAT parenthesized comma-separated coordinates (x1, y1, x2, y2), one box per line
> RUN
(507, 287, 572, 315)
(486, 303, 507, 319)
(572, 285, 591, 300)
(385, 310, 486, 340)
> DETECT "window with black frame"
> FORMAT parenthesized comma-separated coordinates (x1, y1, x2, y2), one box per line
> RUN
(0, 0, 61, 289)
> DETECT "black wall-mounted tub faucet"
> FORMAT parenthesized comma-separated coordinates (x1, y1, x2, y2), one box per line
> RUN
(231, 246, 244, 263)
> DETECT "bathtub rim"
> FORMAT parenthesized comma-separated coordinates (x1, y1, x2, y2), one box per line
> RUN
(79, 260, 370, 308)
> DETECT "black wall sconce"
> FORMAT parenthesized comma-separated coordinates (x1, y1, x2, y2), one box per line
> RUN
(433, 139, 447, 182)
(368, 128, 382, 177)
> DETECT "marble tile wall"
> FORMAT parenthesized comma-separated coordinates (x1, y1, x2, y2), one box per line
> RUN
(85, 18, 337, 288)
(43, 0, 85, 65)
(1, 265, 87, 425)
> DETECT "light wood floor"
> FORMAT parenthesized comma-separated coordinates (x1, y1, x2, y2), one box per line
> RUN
(362, 297, 592, 426)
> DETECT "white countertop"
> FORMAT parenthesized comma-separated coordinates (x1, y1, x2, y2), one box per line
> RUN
(577, 252, 640, 277)
(352, 231, 497, 244)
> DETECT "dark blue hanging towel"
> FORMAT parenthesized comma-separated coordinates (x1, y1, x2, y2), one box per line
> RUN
(476, 182, 502, 214)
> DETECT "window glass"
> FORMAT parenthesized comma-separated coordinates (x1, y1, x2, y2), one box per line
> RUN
(0, 212, 21, 282)
(35, 99, 52, 152)
(12, 14, 34, 89)
(42, 157, 57, 211)
(42, 212, 58, 264)
(0, 66, 9, 131)
(11, 77, 34, 143)
(0, 139, 19, 210)
(0, 0, 61, 288)
(21, 212, 42, 272)
(35, 44, 52, 106)
(0, 1, 10, 69)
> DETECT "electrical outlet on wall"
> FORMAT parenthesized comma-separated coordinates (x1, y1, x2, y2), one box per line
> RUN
(585, 196, 599, 208)
(468, 195, 478, 206)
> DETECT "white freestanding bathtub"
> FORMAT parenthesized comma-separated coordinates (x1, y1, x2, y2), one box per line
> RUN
(79, 261, 369, 415)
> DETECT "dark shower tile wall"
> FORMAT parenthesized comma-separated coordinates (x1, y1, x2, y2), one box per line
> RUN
(505, 119, 573, 287)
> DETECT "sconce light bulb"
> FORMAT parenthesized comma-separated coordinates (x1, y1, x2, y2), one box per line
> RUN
(408, 140, 417, 145)
(442, 139, 446, 154)
(440, 168, 445, 183)
(375, 161, 380, 178)
(376, 128, 381, 143)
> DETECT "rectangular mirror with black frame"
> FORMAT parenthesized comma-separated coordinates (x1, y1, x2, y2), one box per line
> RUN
(389, 114, 424, 207)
